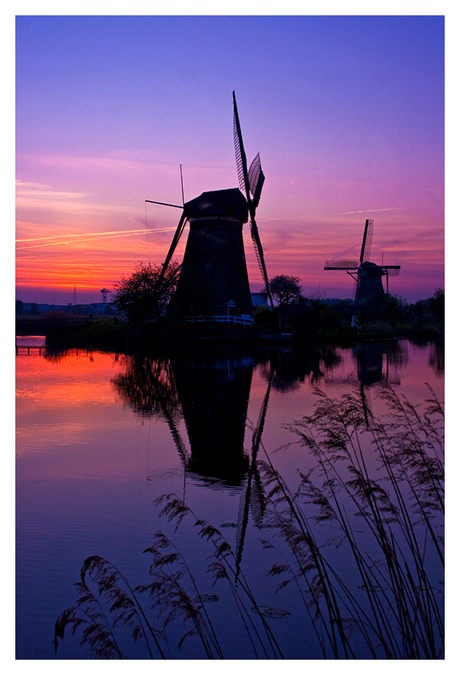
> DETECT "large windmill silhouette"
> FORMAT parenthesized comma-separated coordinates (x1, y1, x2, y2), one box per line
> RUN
(147, 92, 273, 327)
(324, 219, 400, 307)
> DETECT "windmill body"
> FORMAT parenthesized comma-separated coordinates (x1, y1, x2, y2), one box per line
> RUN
(172, 188, 253, 321)
(355, 261, 386, 305)
(324, 219, 400, 308)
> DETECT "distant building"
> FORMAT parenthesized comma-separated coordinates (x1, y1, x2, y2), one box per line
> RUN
(251, 292, 268, 307)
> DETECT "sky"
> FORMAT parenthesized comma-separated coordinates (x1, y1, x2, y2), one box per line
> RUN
(15, 11, 445, 305)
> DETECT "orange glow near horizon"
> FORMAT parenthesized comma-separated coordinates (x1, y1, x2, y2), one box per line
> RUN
(15, 135, 444, 303)
(16, 209, 444, 300)
(15, 144, 444, 303)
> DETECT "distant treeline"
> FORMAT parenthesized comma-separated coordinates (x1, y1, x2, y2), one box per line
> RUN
(16, 290, 443, 349)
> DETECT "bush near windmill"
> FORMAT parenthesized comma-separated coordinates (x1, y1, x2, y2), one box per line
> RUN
(262, 275, 302, 307)
(112, 261, 180, 328)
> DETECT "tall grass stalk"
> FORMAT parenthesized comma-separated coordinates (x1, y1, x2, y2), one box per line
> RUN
(263, 383, 444, 658)
(54, 497, 284, 659)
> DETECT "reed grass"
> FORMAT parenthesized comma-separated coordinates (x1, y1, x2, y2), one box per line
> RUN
(264, 382, 444, 658)
(54, 384, 444, 659)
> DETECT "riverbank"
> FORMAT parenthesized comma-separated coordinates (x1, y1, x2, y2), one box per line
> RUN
(16, 314, 444, 354)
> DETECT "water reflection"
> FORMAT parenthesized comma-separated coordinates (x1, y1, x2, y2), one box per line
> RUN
(258, 345, 340, 392)
(171, 349, 255, 484)
(352, 341, 407, 425)
(429, 340, 444, 375)
(353, 340, 405, 386)
(111, 349, 267, 486)
(109, 339, 442, 488)
(111, 347, 276, 578)
(16, 338, 444, 659)
(110, 345, 343, 487)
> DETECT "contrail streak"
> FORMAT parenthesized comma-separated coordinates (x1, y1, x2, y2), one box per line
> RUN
(331, 207, 407, 216)
(16, 227, 178, 250)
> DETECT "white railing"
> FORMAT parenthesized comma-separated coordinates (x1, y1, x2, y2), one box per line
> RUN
(185, 314, 254, 327)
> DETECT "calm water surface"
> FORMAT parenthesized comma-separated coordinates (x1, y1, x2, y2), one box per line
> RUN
(16, 339, 444, 659)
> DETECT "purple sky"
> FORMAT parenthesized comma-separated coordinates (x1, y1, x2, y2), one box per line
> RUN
(15, 14, 444, 304)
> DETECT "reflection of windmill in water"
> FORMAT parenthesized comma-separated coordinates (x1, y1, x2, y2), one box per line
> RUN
(111, 350, 272, 571)
(159, 351, 273, 577)
(111, 356, 190, 466)
(322, 341, 403, 426)
(324, 219, 400, 307)
(147, 92, 274, 332)
(111, 351, 253, 485)
(234, 369, 273, 581)
(170, 349, 254, 485)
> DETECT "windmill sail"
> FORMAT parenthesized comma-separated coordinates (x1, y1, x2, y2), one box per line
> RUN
(360, 219, 374, 264)
(250, 222, 272, 298)
(248, 153, 264, 208)
(234, 369, 273, 581)
(324, 259, 359, 270)
(233, 92, 250, 197)
(232, 91, 274, 310)
(162, 210, 188, 274)
(151, 209, 188, 296)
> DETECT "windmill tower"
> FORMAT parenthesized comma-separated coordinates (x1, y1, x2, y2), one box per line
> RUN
(324, 219, 400, 307)
(148, 92, 274, 327)
(100, 288, 110, 304)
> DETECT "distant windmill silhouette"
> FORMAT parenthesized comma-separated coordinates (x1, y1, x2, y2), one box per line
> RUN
(146, 92, 274, 325)
(324, 219, 400, 307)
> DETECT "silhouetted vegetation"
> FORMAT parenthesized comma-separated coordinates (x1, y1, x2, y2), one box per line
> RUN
(263, 274, 302, 306)
(112, 261, 180, 328)
(54, 385, 444, 659)
(16, 288, 444, 350)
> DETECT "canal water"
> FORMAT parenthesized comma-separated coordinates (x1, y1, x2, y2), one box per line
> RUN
(15, 339, 444, 659)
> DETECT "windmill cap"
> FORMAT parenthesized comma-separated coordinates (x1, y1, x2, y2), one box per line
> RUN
(360, 261, 384, 275)
(184, 188, 248, 222)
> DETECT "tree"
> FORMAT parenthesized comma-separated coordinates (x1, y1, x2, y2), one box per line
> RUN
(112, 261, 180, 325)
(427, 288, 444, 320)
(264, 275, 302, 306)
(379, 294, 409, 326)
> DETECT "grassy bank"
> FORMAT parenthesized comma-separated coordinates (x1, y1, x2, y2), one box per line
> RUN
(314, 320, 444, 346)
(16, 312, 444, 353)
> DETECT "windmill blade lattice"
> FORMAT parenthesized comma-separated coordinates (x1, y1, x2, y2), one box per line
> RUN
(248, 153, 264, 208)
(251, 225, 271, 294)
(233, 94, 250, 197)
(324, 259, 359, 270)
(232, 92, 274, 309)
